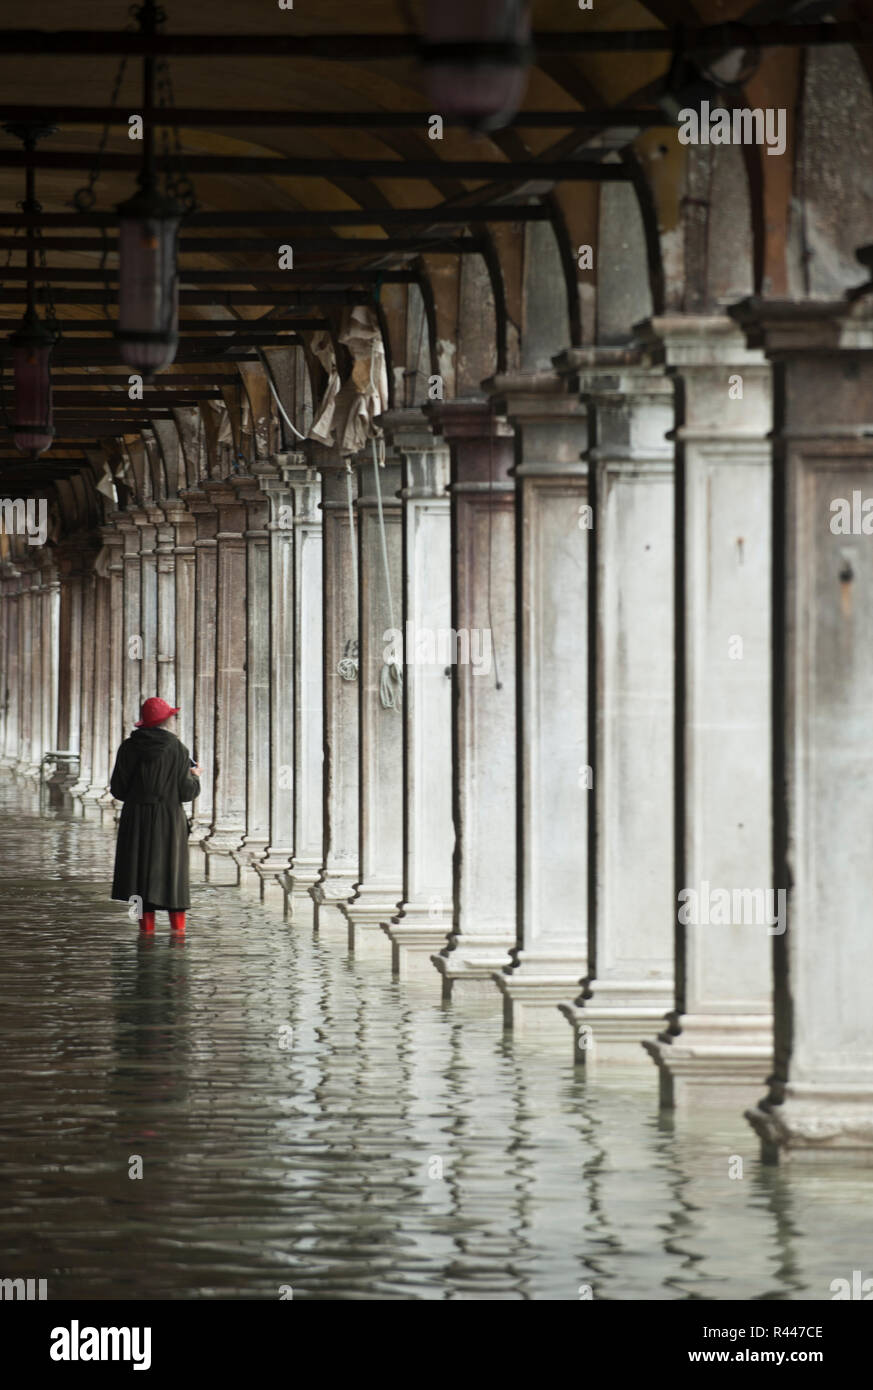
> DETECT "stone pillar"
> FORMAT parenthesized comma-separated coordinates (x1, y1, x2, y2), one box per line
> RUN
(282, 460, 324, 910)
(253, 459, 297, 905)
(202, 480, 248, 882)
(103, 529, 125, 799)
(82, 566, 111, 801)
(382, 410, 455, 977)
(54, 548, 82, 784)
(427, 401, 517, 997)
(640, 316, 774, 1107)
(138, 509, 159, 699)
(71, 564, 96, 799)
(340, 446, 403, 954)
(234, 476, 272, 877)
(39, 559, 60, 773)
(1, 568, 21, 767)
(168, 503, 195, 756)
(481, 372, 590, 1036)
(731, 292, 873, 1161)
(557, 354, 676, 1059)
(19, 568, 38, 777)
(182, 488, 218, 842)
(117, 514, 143, 741)
(26, 566, 44, 778)
(310, 460, 360, 928)
(155, 511, 177, 708)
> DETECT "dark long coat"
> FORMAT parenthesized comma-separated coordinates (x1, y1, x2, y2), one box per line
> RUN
(110, 726, 200, 910)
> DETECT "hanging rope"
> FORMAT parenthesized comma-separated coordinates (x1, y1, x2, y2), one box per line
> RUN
(336, 460, 360, 683)
(372, 436, 402, 710)
(263, 365, 308, 442)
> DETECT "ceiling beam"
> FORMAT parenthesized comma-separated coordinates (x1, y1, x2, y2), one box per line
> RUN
(0, 390, 225, 402)
(0, 268, 413, 285)
(0, 290, 370, 305)
(47, 373, 242, 384)
(0, 151, 631, 181)
(0, 105, 671, 130)
(0, 236, 485, 255)
(0, 25, 866, 56)
(0, 206, 552, 229)
(0, 318, 324, 333)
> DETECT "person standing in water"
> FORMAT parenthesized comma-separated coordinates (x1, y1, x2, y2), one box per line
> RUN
(110, 698, 201, 934)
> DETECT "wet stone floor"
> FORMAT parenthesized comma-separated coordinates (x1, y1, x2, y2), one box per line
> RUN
(0, 780, 870, 1302)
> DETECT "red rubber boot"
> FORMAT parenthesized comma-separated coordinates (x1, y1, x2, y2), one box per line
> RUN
(140, 910, 156, 933)
(169, 910, 186, 934)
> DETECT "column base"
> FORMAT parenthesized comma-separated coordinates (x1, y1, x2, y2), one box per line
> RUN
(431, 935, 513, 1002)
(494, 956, 587, 1038)
(254, 856, 292, 906)
(341, 884, 399, 955)
(642, 1013, 773, 1108)
(746, 1084, 873, 1165)
(233, 842, 269, 892)
(384, 908, 452, 979)
(310, 871, 357, 931)
(562, 979, 675, 1062)
(202, 834, 243, 885)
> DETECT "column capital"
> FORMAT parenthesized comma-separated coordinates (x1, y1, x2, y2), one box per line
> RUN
(426, 398, 514, 442)
(728, 294, 873, 358)
(636, 313, 767, 371)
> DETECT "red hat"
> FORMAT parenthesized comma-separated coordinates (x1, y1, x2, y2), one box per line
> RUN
(135, 697, 180, 728)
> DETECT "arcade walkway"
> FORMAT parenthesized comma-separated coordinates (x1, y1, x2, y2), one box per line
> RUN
(0, 779, 869, 1302)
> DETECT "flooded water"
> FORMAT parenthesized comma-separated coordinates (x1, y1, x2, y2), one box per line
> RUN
(0, 779, 870, 1301)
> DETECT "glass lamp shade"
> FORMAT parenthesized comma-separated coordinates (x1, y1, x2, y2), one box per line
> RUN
(422, 0, 531, 131)
(116, 187, 181, 374)
(10, 314, 54, 458)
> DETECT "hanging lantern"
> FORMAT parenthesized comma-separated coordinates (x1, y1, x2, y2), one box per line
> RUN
(421, 0, 531, 132)
(116, 183, 181, 376)
(10, 305, 55, 461)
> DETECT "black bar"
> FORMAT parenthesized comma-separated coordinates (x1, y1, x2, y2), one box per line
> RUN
(0, 206, 552, 229)
(0, 150, 632, 181)
(0, 25, 867, 56)
(0, 105, 672, 130)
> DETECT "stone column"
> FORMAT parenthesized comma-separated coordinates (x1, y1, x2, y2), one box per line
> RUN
(731, 292, 873, 1161)
(0, 569, 20, 767)
(556, 353, 676, 1059)
(427, 401, 517, 997)
(155, 511, 177, 709)
(202, 480, 247, 883)
(54, 548, 83, 786)
(71, 564, 96, 800)
(282, 459, 324, 912)
(382, 410, 455, 977)
(103, 529, 125, 800)
(310, 459, 360, 928)
(181, 488, 218, 844)
(234, 476, 272, 878)
(26, 565, 44, 779)
(138, 509, 160, 700)
(481, 372, 590, 1035)
(640, 316, 774, 1107)
(117, 513, 143, 741)
(253, 458, 296, 905)
(39, 559, 60, 772)
(82, 566, 111, 802)
(167, 503, 195, 756)
(340, 446, 403, 954)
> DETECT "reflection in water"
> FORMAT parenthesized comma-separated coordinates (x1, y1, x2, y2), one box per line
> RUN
(0, 781, 871, 1300)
